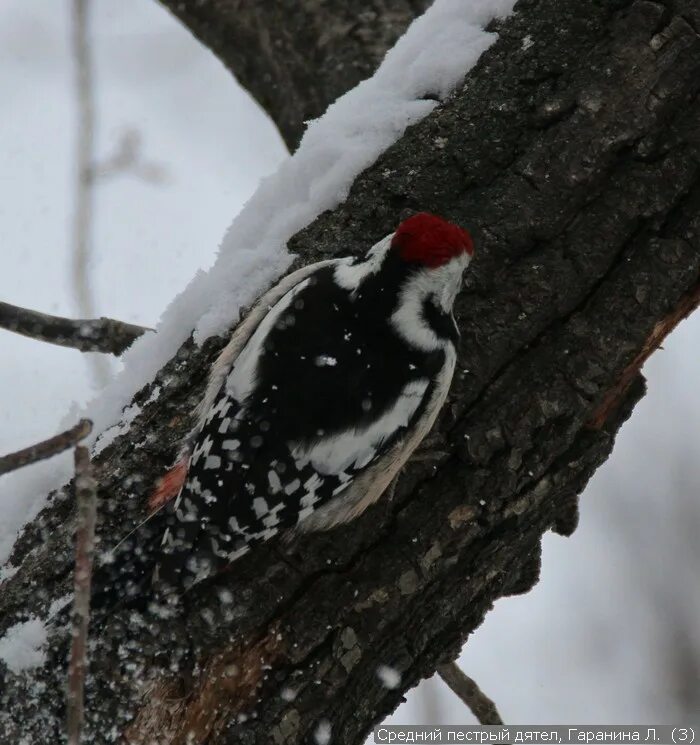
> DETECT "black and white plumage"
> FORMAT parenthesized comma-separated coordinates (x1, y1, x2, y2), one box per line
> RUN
(155, 212, 474, 587)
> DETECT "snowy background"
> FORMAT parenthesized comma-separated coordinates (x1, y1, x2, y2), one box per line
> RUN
(0, 0, 698, 728)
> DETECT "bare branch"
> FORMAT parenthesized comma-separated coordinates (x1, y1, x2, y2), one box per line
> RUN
(0, 419, 92, 477)
(66, 445, 98, 745)
(72, 0, 110, 386)
(437, 663, 504, 726)
(71, 0, 95, 322)
(0, 300, 149, 355)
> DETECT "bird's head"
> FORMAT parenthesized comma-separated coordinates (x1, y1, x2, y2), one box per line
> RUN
(353, 212, 474, 350)
(388, 212, 473, 323)
(334, 213, 474, 349)
(390, 212, 474, 269)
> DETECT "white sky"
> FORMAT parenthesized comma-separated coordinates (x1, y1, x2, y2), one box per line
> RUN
(0, 0, 697, 728)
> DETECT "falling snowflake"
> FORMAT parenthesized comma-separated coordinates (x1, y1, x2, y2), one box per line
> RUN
(376, 664, 401, 689)
(314, 719, 332, 744)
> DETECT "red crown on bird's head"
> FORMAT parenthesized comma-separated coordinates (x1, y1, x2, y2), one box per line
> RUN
(391, 212, 474, 268)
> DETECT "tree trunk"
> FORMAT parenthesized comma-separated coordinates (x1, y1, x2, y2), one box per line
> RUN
(158, 0, 430, 151)
(1, 0, 700, 743)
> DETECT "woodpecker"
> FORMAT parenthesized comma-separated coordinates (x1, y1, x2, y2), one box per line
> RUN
(149, 212, 473, 588)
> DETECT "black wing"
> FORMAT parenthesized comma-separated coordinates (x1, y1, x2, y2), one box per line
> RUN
(159, 265, 445, 586)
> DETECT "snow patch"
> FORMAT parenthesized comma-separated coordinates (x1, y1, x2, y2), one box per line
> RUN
(0, 618, 48, 674)
(0, 564, 18, 582)
(93, 401, 142, 457)
(93, 384, 161, 456)
(48, 594, 72, 618)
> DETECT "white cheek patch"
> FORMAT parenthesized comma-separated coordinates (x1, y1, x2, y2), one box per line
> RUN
(391, 254, 468, 351)
(440, 253, 469, 310)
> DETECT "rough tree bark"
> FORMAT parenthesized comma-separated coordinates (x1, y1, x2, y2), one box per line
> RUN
(1, 0, 700, 743)
(157, 0, 430, 150)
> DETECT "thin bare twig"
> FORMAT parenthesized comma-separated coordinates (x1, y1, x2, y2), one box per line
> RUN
(93, 129, 169, 184)
(437, 662, 504, 725)
(72, 0, 95, 324)
(0, 300, 149, 355)
(72, 0, 110, 386)
(0, 419, 92, 477)
(67, 445, 98, 745)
